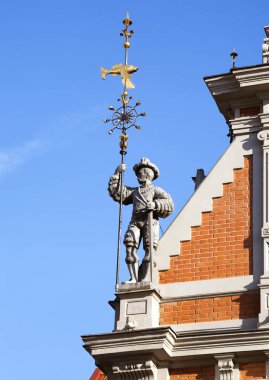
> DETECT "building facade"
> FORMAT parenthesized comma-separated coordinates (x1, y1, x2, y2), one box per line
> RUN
(84, 25, 269, 380)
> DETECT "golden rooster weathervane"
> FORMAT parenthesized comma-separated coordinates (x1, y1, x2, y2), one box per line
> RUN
(100, 13, 146, 289)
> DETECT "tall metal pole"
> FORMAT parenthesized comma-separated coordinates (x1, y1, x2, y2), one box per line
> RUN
(115, 14, 131, 290)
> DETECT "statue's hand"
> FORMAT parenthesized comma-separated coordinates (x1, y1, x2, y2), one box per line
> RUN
(115, 163, 127, 174)
(146, 201, 155, 211)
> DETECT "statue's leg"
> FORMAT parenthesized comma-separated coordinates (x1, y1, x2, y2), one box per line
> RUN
(139, 218, 159, 282)
(125, 246, 139, 283)
(123, 223, 140, 283)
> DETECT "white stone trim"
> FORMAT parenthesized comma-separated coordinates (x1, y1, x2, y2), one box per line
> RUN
(265, 351, 269, 378)
(83, 326, 269, 363)
(167, 318, 257, 333)
(234, 66, 269, 88)
(158, 276, 256, 299)
(157, 134, 254, 271)
(253, 140, 264, 283)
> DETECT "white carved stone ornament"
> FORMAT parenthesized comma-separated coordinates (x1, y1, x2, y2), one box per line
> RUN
(112, 360, 157, 380)
(215, 356, 235, 380)
(258, 130, 269, 146)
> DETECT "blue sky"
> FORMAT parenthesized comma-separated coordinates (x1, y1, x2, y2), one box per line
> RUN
(0, 1, 268, 379)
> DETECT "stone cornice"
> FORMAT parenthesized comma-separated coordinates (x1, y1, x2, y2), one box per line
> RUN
(82, 326, 269, 365)
(204, 74, 238, 96)
(82, 327, 176, 362)
(234, 65, 269, 88)
(204, 65, 269, 122)
(173, 329, 269, 357)
(229, 115, 261, 135)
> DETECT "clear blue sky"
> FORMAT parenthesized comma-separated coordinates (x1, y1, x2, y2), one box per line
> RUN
(0, 1, 268, 379)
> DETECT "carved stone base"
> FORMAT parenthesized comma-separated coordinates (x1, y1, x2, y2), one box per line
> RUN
(111, 282, 162, 331)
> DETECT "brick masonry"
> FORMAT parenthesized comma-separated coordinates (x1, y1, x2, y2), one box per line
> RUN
(239, 362, 266, 380)
(160, 292, 260, 325)
(170, 366, 215, 380)
(159, 156, 253, 284)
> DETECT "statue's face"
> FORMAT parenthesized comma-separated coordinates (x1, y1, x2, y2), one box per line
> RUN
(137, 167, 154, 186)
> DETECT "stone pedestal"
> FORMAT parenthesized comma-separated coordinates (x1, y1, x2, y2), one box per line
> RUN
(111, 282, 161, 331)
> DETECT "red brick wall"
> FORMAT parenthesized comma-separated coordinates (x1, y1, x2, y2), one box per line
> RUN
(159, 156, 253, 284)
(160, 292, 260, 325)
(170, 366, 215, 380)
(239, 362, 266, 380)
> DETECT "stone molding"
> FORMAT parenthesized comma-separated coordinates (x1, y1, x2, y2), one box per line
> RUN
(159, 275, 256, 300)
(169, 317, 257, 333)
(82, 327, 269, 366)
(234, 65, 269, 88)
(229, 115, 261, 136)
(205, 65, 269, 98)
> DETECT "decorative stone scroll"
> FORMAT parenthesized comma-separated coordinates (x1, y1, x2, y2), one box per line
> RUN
(112, 360, 157, 380)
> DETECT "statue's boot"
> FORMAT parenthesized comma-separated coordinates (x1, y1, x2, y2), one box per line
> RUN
(125, 263, 138, 283)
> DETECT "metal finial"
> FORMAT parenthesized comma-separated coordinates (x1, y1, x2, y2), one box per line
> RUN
(230, 48, 238, 68)
(100, 16, 145, 145)
(123, 12, 132, 26)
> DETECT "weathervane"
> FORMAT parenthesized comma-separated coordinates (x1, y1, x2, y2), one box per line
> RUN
(100, 13, 146, 289)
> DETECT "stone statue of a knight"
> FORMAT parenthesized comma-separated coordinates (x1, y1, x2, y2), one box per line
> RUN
(108, 157, 174, 283)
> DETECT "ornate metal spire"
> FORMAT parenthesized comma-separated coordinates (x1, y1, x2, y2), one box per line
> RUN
(101, 13, 146, 154)
(230, 48, 238, 68)
(100, 14, 146, 289)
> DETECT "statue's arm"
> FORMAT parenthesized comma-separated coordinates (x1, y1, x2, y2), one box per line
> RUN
(108, 165, 134, 204)
(153, 187, 174, 218)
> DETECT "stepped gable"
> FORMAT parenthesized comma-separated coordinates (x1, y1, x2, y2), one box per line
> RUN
(159, 155, 253, 284)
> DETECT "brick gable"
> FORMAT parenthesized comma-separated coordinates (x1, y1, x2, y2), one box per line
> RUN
(160, 156, 253, 284)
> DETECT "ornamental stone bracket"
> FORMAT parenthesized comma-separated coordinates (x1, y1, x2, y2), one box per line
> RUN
(214, 354, 237, 380)
(111, 360, 161, 380)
